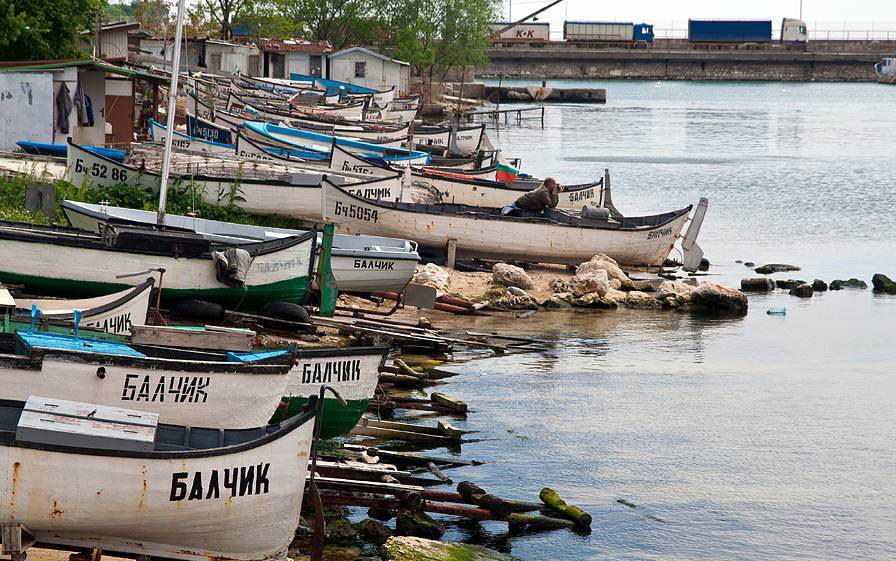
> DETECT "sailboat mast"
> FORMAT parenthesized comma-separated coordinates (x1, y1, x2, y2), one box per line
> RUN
(156, 0, 188, 225)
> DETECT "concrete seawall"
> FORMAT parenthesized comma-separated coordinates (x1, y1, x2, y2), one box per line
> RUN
(481, 46, 893, 81)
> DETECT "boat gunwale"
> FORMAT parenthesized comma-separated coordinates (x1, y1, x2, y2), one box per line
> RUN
(323, 178, 693, 231)
(13, 277, 155, 322)
(0, 397, 317, 459)
(0, 214, 318, 260)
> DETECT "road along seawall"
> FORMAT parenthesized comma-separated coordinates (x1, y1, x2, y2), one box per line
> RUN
(480, 47, 891, 81)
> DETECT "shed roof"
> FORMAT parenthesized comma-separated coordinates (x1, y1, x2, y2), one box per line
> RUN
(328, 47, 409, 66)
(259, 39, 332, 53)
(80, 21, 141, 35)
(0, 59, 169, 84)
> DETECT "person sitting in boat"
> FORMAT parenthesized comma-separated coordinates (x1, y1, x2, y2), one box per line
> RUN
(502, 177, 563, 216)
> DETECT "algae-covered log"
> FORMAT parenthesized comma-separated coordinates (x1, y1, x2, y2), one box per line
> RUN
(539, 487, 592, 527)
(506, 513, 576, 531)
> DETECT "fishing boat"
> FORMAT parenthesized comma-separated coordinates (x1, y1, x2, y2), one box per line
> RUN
(148, 118, 236, 154)
(288, 73, 397, 107)
(0, 329, 294, 428)
(62, 201, 421, 294)
(15, 141, 126, 162)
(9, 278, 154, 336)
(228, 91, 366, 121)
(321, 178, 707, 268)
(67, 140, 403, 219)
(0, 395, 315, 561)
(330, 145, 602, 208)
(263, 346, 387, 438)
(0, 218, 318, 310)
(243, 122, 430, 166)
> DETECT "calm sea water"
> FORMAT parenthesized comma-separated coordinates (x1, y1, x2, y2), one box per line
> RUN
(399, 81, 896, 560)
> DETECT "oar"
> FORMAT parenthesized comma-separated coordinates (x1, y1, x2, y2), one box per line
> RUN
(308, 385, 347, 561)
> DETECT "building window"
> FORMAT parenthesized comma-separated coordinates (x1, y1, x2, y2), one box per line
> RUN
(354, 61, 366, 78)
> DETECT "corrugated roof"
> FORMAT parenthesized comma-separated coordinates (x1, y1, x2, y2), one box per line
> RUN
(0, 59, 169, 83)
(259, 39, 332, 53)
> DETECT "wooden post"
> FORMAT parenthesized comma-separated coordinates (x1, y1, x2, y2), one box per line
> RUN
(446, 238, 457, 269)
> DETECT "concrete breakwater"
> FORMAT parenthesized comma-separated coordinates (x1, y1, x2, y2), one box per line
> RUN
(484, 85, 607, 103)
(480, 46, 892, 81)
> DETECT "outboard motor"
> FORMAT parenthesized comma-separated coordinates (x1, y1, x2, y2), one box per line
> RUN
(581, 206, 610, 221)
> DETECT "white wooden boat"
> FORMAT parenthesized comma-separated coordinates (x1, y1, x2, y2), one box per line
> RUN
(269, 345, 388, 438)
(0, 218, 317, 311)
(229, 91, 366, 121)
(0, 395, 315, 561)
(66, 140, 403, 220)
(62, 201, 421, 294)
(13, 278, 154, 335)
(148, 119, 235, 153)
(449, 124, 486, 155)
(0, 330, 293, 428)
(283, 118, 411, 143)
(369, 106, 417, 124)
(331, 145, 602, 209)
(321, 178, 704, 267)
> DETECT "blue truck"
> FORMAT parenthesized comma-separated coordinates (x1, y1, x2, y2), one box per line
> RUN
(688, 20, 772, 43)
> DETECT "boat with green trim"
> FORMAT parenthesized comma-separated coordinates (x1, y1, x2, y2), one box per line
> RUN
(0, 220, 317, 312)
(266, 346, 387, 438)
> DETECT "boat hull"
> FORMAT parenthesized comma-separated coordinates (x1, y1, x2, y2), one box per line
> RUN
(0, 351, 289, 429)
(271, 347, 386, 438)
(0, 224, 314, 310)
(321, 180, 694, 267)
(0, 406, 314, 561)
(15, 279, 154, 336)
(62, 201, 419, 294)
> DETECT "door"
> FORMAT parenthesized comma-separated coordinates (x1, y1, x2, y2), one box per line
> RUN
(104, 78, 134, 146)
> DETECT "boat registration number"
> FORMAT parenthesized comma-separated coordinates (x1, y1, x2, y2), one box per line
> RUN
(73, 158, 129, 183)
(334, 201, 379, 223)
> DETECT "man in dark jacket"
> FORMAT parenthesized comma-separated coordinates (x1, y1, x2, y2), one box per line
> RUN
(512, 177, 562, 213)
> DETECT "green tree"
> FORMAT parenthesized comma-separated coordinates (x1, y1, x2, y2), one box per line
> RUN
(102, 0, 141, 22)
(0, 0, 103, 60)
(387, 0, 498, 98)
(268, 0, 388, 50)
(197, 0, 252, 39)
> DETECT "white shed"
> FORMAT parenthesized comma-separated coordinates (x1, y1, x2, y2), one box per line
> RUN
(326, 47, 410, 94)
(260, 39, 332, 80)
(204, 40, 261, 77)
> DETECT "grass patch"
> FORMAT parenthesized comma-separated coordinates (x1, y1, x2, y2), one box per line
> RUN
(0, 172, 315, 230)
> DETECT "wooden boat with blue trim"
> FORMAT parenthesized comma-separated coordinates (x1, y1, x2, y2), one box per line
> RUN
(0, 330, 293, 428)
(0, 395, 316, 560)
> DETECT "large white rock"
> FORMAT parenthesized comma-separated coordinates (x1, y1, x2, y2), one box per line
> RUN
(413, 263, 449, 291)
(576, 253, 634, 290)
(568, 269, 609, 297)
(492, 263, 534, 289)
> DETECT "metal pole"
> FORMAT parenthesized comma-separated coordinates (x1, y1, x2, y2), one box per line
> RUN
(156, 0, 188, 225)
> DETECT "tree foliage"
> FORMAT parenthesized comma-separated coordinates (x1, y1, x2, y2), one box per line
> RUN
(0, 0, 103, 60)
(197, 0, 253, 39)
(387, 0, 499, 76)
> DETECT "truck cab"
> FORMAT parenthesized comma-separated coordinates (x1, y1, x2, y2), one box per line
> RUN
(780, 18, 808, 43)
(633, 23, 655, 44)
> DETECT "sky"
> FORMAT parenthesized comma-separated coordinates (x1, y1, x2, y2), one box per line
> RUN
(502, 0, 896, 39)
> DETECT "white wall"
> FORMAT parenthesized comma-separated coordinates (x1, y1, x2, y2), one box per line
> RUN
(287, 53, 310, 77)
(0, 72, 54, 150)
(328, 51, 408, 93)
(72, 70, 106, 146)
